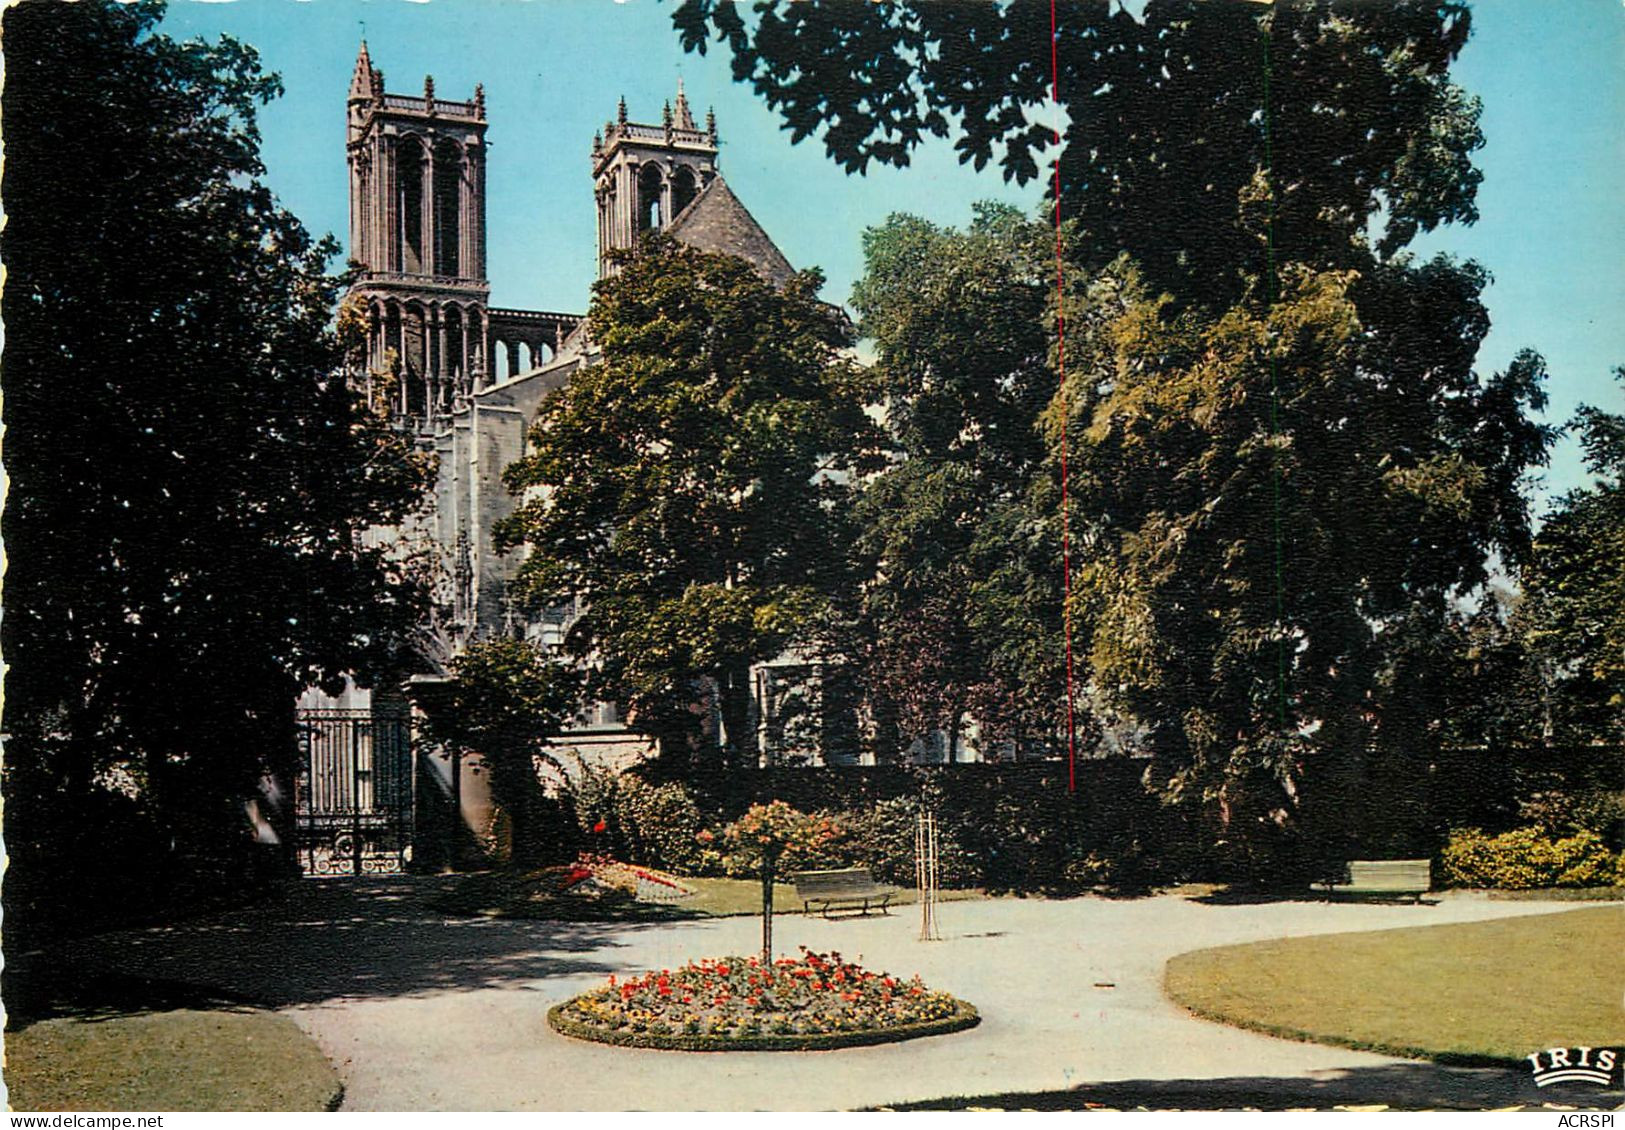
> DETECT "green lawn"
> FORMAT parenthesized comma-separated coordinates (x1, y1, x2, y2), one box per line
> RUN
(6, 1009, 343, 1112)
(1165, 905, 1624, 1065)
(436, 870, 985, 922)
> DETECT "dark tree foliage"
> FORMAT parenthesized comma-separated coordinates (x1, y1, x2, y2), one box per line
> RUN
(1057, 259, 1553, 872)
(2, 0, 428, 932)
(850, 205, 1067, 758)
(673, 0, 1483, 306)
(1517, 372, 1625, 745)
(498, 237, 881, 769)
(677, 0, 1568, 877)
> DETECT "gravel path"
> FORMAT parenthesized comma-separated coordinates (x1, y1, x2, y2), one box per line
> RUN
(57, 879, 1601, 1110)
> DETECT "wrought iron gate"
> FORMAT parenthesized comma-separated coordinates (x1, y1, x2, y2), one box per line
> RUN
(294, 708, 414, 877)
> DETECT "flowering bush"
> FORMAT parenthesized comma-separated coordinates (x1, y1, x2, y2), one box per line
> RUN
(549, 948, 977, 1050)
(1438, 826, 1621, 889)
(718, 801, 851, 873)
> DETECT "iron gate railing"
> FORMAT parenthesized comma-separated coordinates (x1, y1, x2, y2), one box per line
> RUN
(294, 708, 414, 877)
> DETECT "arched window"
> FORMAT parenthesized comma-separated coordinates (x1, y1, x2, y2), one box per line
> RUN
(434, 138, 463, 277)
(443, 305, 465, 383)
(491, 336, 509, 383)
(397, 140, 427, 274)
(671, 166, 698, 218)
(637, 164, 664, 232)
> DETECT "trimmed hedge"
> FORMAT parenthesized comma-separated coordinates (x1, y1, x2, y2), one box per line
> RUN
(560, 760, 1186, 895)
(547, 998, 980, 1052)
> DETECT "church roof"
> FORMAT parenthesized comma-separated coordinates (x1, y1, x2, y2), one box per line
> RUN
(666, 176, 796, 288)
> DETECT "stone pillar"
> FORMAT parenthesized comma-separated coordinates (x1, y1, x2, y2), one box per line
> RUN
(348, 152, 360, 268)
(623, 163, 635, 247)
(457, 150, 470, 280)
(506, 340, 521, 379)
(595, 189, 604, 272)
(615, 165, 627, 253)
(426, 306, 439, 417)
(458, 311, 470, 389)
(396, 302, 410, 417)
(420, 140, 435, 279)
(381, 136, 397, 273)
(470, 146, 486, 281)
(369, 301, 383, 390)
(436, 305, 449, 385)
(479, 307, 491, 390)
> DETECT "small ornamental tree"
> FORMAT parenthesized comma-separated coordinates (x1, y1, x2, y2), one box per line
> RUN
(720, 801, 844, 966)
(421, 639, 581, 865)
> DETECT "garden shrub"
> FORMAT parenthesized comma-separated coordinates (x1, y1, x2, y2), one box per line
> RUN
(1438, 826, 1621, 889)
(947, 786, 1080, 894)
(1520, 789, 1625, 848)
(559, 759, 623, 850)
(613, 776, 710, 875)
(845, 797, 978, 889)
(557, 765, 718, 875)
(1061, 831, 1171, 895)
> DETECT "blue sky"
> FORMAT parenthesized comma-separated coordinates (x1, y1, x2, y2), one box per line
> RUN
(161, 0, 1621, 506)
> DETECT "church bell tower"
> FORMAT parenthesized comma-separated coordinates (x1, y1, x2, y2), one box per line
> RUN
(592, 82, 718, 279)
(346, 42, 490, 427)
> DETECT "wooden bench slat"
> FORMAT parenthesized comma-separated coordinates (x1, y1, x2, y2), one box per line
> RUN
(791, 868, 895, 918)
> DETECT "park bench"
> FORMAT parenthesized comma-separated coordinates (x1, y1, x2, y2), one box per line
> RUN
(792, 867, 895, 919)
(1315, 859, 1432, 903)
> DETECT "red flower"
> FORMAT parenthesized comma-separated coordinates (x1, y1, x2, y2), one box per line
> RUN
(592, 819, 607, 833)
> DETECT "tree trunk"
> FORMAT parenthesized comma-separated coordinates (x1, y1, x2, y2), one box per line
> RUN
(760, 850, 776, 968)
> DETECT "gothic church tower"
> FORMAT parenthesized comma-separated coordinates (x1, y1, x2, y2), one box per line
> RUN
(346, 43, 490, 427)
(592, 82, 718, 279)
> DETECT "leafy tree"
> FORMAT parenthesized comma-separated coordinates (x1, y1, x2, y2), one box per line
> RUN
(420, 639, 581, 865)
(1517, 372, 1625, 744)
(678, 0, 1563, 870)
(673, 0, 1483, 305)
(850, 205, 1063, 758)
(1, 0, 428, 931)
(1057, 258, 1553, 871)
(498, 237, 882, 769)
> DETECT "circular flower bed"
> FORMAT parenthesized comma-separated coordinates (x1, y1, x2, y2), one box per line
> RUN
(548, 949, 979, 1051)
